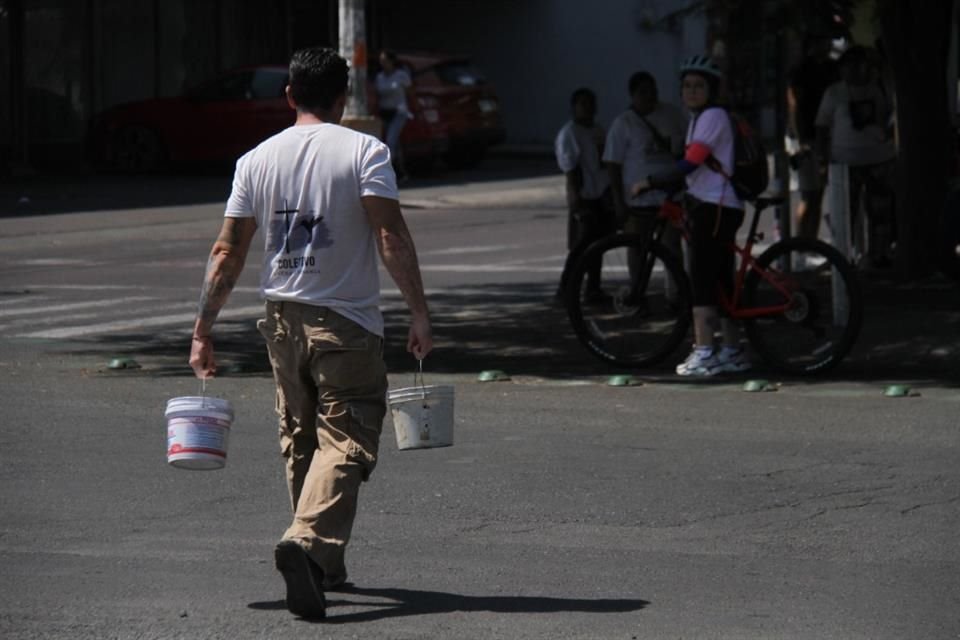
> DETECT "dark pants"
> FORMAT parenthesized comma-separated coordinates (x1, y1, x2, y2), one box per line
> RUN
(558, 195, 616, 295)
(684, 195, 745, 307)
(848, 161, 896, 262)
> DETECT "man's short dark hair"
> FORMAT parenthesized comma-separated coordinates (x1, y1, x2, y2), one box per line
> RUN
(570, 87, 596, 106)
(628, 71, 657, 96)
(289, 47, 349, 112)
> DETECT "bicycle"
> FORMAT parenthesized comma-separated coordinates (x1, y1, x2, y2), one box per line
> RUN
(565, 194, 863, 375)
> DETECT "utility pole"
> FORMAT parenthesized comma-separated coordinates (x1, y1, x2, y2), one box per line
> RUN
(338, 0, 381, 137)
(8, 0, 32, 176)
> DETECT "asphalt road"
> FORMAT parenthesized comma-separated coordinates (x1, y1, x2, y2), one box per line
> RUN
(1, 165, 959, 639)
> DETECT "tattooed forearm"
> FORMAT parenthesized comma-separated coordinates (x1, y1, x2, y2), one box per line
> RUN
(196, 254, 239, 328)
(376, 221, 429, 319)
(192, 218, 255, 338)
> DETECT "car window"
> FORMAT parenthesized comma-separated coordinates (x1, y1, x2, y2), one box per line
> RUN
(433, 62, 486, 86)
(250, 69, 288, 99)
(189, 71, 255, 101)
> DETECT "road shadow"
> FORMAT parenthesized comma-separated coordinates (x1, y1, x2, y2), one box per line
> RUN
(56, 273, 958, 387)
(0, 153, 555, 217)
(0, 169, 235, 217)
(248, 585, 649, 623)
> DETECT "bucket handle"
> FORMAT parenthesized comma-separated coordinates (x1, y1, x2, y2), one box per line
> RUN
(198, 377, 212, 409)
(414, 359, 427, 400)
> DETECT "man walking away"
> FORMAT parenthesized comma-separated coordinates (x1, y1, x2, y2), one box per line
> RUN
(188, 47, 433, 620)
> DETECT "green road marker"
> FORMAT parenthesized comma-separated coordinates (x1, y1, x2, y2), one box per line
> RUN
(107, 357, 141, 370)
(477, 370, 511, 382)
(883, 384, 914, 398)
(743, 379, 775, 392)
(607, 375, 640, 387)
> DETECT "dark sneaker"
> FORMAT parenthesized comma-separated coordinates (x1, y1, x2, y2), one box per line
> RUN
(275, 540, 326, 619)
(322, 567, 349, 591)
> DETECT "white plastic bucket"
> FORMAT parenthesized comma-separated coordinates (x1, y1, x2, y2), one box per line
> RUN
(164, 396, 234, 470)
(388, 385, 454, 450)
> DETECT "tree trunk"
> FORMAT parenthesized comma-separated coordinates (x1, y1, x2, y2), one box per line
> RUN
(878, 0, 954, 279)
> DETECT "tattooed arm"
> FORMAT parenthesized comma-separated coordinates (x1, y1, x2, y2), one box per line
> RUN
(362, 195, 433, 360)
(189, 217, 258, 378)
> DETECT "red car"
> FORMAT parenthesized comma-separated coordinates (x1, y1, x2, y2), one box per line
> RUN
(384, 52, 506, 169)
(88, 66, 294, 172)
(89, 55, 504, 173)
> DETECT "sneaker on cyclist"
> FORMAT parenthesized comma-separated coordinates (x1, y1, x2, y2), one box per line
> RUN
(676, 346, 721, 376)
(715, 345, 752, 373)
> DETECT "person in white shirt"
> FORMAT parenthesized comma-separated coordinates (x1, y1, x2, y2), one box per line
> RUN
(815, 45, 896, 267)
(554, 87, 613, 300)
(605, 71, 687, 229)
(189, 47, 432, 620)
(634, 55, 750, 376)
(375, 50, 413, 181)
(604, 72, 687, 307)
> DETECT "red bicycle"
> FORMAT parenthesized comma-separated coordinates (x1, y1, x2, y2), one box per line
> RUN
(565, 194, 863, 374)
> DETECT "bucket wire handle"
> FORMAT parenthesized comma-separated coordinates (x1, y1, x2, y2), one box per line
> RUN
(415, 358, 426, 399)
(199, 377, 209, 408)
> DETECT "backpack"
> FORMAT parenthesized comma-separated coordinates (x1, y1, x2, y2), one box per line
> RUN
(705, 109, 769, 201)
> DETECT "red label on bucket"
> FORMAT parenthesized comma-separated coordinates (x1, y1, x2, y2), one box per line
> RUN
(166, 419, 229, 458)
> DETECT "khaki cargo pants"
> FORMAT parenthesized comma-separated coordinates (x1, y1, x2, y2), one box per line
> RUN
(257, 300, 387, 586)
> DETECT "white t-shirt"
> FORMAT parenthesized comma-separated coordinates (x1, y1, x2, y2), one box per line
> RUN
(603, 103, 686, 207)
(225, 123, 398, 336)
(815, 81, 895, 166)
(685, 107, 743, 210)
(375, 69, 412, 114)
(554, 120, 610, 200)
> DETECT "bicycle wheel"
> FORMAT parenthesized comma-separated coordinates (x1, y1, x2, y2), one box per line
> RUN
(566, 233, 691, 368)
(743, 237, 863, 374)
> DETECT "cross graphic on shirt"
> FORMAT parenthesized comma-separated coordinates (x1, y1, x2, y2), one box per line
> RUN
(275, 199, 299, 254)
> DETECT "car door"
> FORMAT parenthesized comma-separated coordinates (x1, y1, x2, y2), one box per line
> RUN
(184, 69, 291, 161)
(180, 70, 254, 160)
(245, 68, 294, 144)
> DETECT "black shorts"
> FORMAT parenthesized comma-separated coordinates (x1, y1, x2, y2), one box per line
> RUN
(684, 195, 744, 307)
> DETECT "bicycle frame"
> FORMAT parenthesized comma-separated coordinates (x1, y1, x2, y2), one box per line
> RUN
(655, 196, 797, 320)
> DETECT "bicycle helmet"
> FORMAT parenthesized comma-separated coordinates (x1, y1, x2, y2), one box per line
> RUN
(679, 55, 722, 79)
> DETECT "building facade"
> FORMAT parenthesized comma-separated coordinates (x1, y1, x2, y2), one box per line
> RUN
(4, 0, 956, 174)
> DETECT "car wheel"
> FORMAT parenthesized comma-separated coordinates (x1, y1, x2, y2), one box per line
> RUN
(110, 125, 166, 173)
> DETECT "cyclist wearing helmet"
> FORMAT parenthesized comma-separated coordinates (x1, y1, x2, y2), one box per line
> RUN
(632, 54, 750, 376)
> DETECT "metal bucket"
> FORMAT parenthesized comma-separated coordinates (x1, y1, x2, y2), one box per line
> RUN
(388, 384, 454, 450)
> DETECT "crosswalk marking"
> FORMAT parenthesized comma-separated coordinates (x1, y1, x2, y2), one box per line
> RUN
(0, 295, 49, 306)
(2, 281, 558, 341)
(18, 304, 266, 339)
(0, 301, 198, 331)
(419, 264, 561, 273)
(0, 297, 155, 319)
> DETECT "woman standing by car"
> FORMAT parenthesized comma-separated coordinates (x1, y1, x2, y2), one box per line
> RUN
(376, 50, 412, 181)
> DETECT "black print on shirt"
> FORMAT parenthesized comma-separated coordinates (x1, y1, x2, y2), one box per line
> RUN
(270, 198, 333, 269)
(274, 200, 300, 254)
